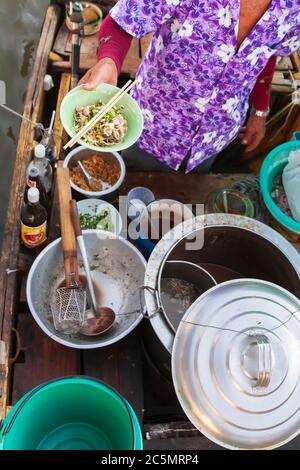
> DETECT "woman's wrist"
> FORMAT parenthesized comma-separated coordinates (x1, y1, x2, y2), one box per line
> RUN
(98, 57, 118, 72)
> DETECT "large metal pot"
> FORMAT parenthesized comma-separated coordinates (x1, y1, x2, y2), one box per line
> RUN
(144, 214, 300, 379)
(27, 230, 146, 349)
(172, 279, 300, 450)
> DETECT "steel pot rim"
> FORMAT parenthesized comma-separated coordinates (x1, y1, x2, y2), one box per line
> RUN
(144, 214, 300, 356)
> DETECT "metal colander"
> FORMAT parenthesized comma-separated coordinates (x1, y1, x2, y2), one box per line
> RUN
(51, 279, 87, 335)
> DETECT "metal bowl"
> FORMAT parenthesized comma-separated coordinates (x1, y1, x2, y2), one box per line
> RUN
(26, 231, 146, 349)
(63, 146, 126, 200)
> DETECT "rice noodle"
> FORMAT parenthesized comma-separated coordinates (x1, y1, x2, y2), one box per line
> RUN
(74, 102, 128, 147)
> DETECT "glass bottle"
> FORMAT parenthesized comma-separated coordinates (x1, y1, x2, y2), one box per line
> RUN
(21, 187, 47, 250)
(27, 144, 53, 194)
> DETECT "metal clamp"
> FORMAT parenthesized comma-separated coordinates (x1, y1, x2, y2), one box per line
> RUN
(139, 286, 162, 319)
(254, 335, 272, 388)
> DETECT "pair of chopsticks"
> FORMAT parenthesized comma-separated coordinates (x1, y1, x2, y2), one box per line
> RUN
(64, 79, 136, 150)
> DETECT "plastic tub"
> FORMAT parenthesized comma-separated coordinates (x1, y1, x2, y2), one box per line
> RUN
(0, 377, 143, 450)
(260, 141, 300, 235)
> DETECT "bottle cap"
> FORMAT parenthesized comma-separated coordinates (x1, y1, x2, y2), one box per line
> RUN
(28, 167, 40, 178)
(28, 187, 40, 204)
(34, 144, 46, 159)
(44, 74, 54, 92)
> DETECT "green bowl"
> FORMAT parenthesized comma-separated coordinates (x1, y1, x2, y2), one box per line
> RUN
(260, 141, 300, 235)
(60, 83, 144, 153)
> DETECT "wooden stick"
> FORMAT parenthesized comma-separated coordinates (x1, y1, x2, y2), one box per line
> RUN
(64, 79, 136, 150)
(57, 163, 79, 287)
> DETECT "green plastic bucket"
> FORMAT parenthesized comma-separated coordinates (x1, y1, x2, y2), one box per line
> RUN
(0, 377, 143, 450)
(260, 141, 300, 235)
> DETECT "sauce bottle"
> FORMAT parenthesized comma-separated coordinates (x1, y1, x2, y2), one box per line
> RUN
(21, 187, 47, 250)
(24, 167, 48, 209)
(40, 111, 57, 169)
(27, 144, 53, 194)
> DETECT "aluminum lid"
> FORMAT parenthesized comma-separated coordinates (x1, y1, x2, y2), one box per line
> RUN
(172, 279, 300, 450)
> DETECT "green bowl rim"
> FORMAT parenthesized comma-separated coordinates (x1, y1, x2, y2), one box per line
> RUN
(260, 141, 300, 234)
(60, 83, 144, 153)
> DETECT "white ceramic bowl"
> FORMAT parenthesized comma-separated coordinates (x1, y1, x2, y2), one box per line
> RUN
(77, 199, 123, 235)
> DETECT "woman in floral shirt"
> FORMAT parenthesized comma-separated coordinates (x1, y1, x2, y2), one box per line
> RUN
(80, 1, 300, 172)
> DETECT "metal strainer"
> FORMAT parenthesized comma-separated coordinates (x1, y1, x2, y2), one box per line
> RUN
(51, 276, 86, 335)
(51, 164, 87, 334)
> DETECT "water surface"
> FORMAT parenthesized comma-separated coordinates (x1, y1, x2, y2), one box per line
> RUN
(0, 0, 49, 243)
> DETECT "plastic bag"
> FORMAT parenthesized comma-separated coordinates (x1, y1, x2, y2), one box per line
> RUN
(282, 149, 300, 222)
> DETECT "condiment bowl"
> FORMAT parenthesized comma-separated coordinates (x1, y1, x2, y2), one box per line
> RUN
(64, 146, 126, 200)
(77, 199, 123, 235)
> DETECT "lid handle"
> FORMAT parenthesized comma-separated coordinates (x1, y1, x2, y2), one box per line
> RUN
(253, 334, 272, 389)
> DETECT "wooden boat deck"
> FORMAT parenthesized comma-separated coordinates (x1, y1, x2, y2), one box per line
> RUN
(1, 3, 300, 450)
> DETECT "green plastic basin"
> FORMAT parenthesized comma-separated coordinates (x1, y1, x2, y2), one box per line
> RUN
(260, 141, 300, 235)
(0, 377, 143, 450)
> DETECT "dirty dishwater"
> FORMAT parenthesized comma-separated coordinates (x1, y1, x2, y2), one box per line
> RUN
(158, 261, 217, 332)
(160, 278, 201, 330)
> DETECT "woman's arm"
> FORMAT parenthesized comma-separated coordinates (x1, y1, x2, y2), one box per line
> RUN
(79, 0, 180, 89)
(97, 15, 133, 75)
(250, 56, 277, 111)
(79, 15, 133, 90)
(239, 56, 276, 152)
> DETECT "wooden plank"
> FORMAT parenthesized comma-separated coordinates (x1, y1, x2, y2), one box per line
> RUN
(144, 436, 222, 450)
(53, 22, 70, 58)
(291, 52, 300, 73)
(49, 73, 72, 245)
(121, 172, 246, 205)
(284, 108, 300, 141)
(140, 34, 153, 58)
(122, 38, 141, 77)
(83, 328, 144, 421)
(52, 32, 142, 77)
(53, 72, 71, 159)
(12, 314, 80, 404)
(0, 4, 61, 421)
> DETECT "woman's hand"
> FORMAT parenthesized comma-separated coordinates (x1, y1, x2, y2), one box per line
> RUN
(79, 58, 118, 90)
(239, 114, 266, 153)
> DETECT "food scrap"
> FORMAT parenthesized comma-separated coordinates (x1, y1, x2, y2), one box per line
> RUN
(74, 102, 128, 147)
(70, 155, 120, 192)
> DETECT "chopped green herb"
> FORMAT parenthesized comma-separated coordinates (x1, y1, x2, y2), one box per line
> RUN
(79, 209, 114, 232)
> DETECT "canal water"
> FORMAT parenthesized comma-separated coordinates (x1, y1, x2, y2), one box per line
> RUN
(0, 0, 49, 243)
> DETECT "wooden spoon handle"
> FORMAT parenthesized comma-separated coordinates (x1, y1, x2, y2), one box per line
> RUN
(70, 200, 82, 237)
(57, 163, 79, 287)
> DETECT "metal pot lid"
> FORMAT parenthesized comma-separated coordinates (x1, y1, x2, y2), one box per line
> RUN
(172, 279, 300, 450)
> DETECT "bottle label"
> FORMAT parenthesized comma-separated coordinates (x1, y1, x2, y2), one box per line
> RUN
(27, 180, 37, 189)
(21, 221, 47, 248)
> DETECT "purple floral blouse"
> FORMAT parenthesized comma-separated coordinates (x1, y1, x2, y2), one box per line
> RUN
(110, 0, 300, 172)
